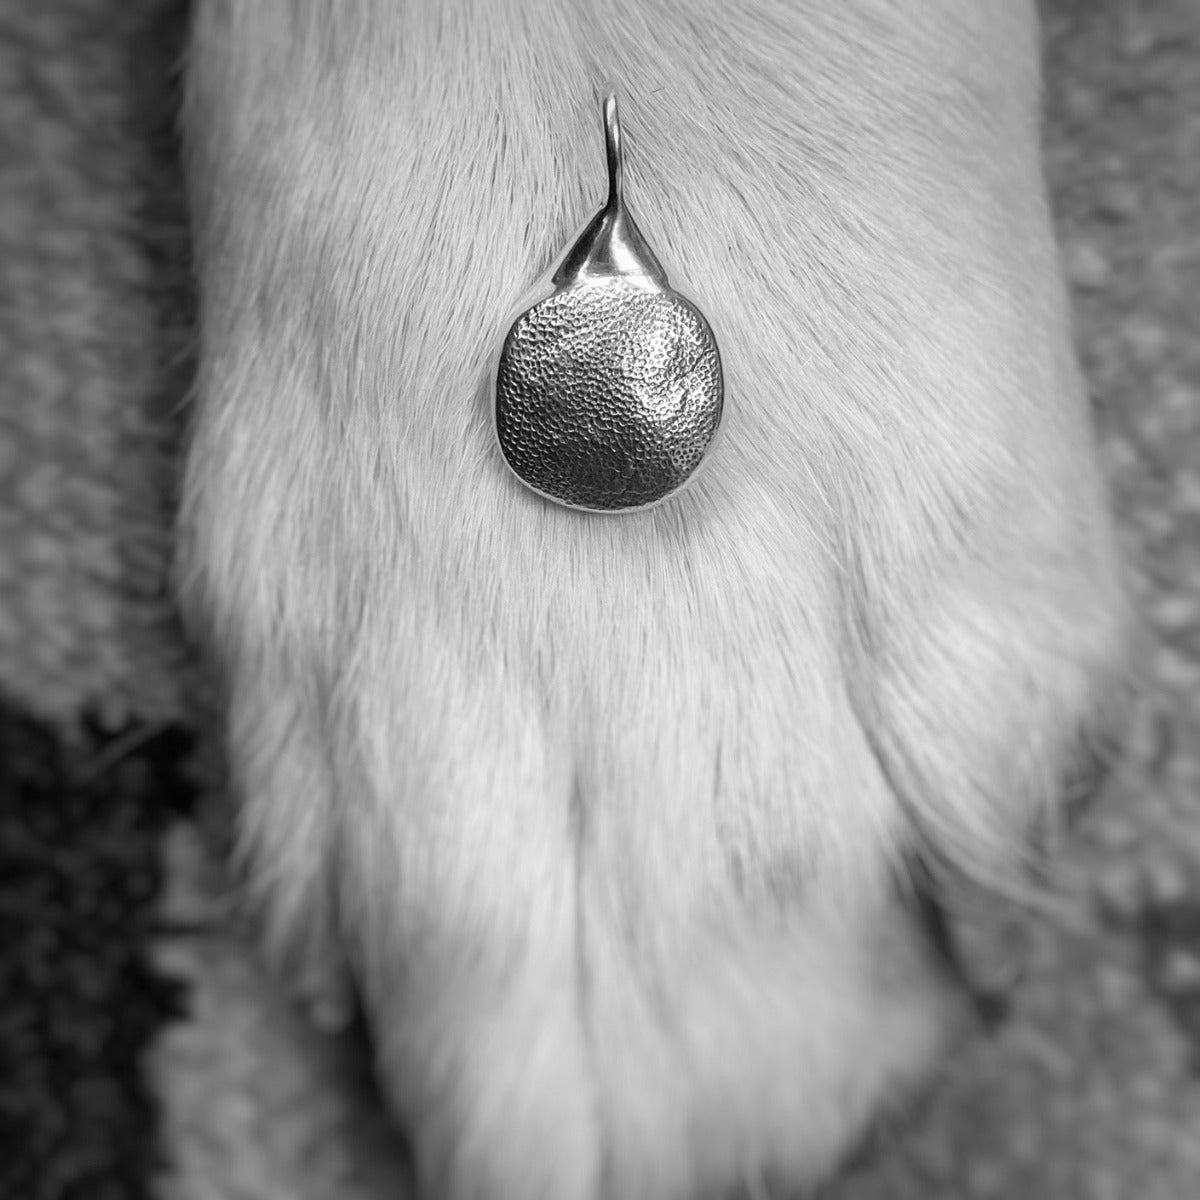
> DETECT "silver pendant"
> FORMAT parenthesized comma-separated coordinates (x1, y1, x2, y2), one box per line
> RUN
(493, 94, 725, 513)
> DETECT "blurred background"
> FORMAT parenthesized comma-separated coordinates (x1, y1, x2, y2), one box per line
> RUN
(1, 2, 1198, 1197)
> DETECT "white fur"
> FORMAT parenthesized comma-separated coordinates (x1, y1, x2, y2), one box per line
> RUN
(177, 1, 1132, 1196)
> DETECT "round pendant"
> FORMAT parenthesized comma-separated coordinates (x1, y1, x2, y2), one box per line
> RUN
(493, 94, 725, 513)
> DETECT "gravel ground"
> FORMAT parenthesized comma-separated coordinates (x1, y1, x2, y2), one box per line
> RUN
(0, 1, 1197, 1198)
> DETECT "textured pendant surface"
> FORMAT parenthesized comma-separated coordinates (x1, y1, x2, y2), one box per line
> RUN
(493, 95, 724, 513)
